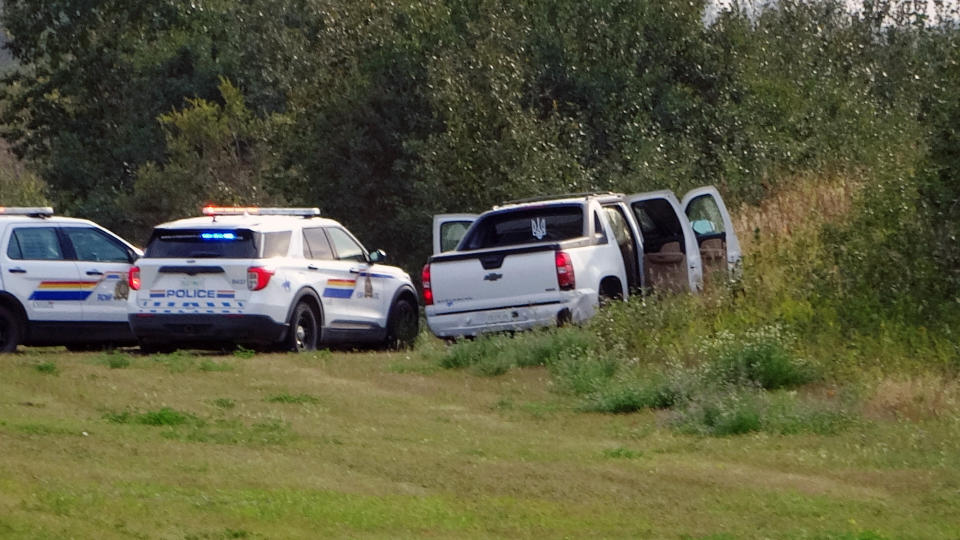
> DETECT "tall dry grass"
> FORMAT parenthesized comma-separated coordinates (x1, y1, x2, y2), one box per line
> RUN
(732, 171, 861, 254)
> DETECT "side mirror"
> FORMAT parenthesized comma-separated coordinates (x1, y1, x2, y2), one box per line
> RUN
(368, 249, 387, 263)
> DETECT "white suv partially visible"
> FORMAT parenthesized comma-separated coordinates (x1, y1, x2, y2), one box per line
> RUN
(0, 206, 141, 352)
(127, 207, 419, 352)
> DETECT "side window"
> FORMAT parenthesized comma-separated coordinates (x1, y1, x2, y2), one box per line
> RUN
(326, 227, 366, 262)
(603, 206, 632, 246)
(303, 228, 334, 260)
(6, 227, 64, 260)
(440, 221, 471, 252)
(261, 231, 292, 258)
(62, 227, 131, 262)
(593, 212, 608, 244)
(686, 195, 725, 236)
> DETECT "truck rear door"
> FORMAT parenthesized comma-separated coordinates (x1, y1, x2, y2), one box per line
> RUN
(681, 186, 741, 281)
(432, 214, 477, 255)
(626, 191, 702, 293)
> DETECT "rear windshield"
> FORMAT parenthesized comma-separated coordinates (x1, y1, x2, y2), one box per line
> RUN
(144, 229, 260, 258)
(460, 205, 585, 250)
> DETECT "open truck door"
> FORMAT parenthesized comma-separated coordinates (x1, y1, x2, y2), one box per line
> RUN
(681, 186, 742, 284)
(625, 191, 702, 293)
(432, 214, 477, 255)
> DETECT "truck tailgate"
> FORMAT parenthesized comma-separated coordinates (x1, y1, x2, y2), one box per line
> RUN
(429, 245, 562, 314)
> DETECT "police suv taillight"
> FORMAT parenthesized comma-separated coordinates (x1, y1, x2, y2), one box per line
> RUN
(421, 263, 433, 306)
(247, 267, 274, 291)
(128, 266, 141, 291)
(555, 251, 575, 290)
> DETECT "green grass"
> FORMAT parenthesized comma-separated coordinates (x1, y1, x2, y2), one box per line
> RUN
(0, 346, 958, 538)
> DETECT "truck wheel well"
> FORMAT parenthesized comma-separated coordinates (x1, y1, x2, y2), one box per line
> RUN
(599, 277, 623, 301)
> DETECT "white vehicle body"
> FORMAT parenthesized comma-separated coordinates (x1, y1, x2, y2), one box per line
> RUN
(424, 194, 644, 338)
(425, 186, 740, 338)
(0, 207, 141, 352)
(128, 208, 419, 351)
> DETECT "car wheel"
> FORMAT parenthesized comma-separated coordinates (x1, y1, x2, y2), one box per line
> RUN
(0, 305, 22, 353)
(385, 297, 418, 350)
(286, 302, 319, 352)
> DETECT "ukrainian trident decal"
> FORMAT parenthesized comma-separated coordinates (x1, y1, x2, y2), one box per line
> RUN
(531, 217, 547, 240)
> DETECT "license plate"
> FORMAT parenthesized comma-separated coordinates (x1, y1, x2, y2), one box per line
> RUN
(180, 278, 205, 289)
(485, 311, 512, 324)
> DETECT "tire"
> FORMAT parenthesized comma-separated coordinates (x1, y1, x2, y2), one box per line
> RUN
(0, 305, 22, 353)
(285, 302, 319, 352)
(385, 297, 418, 350)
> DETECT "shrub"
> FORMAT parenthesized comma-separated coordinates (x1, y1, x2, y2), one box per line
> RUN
(699, 325, 816, 390)
(673, 389, 853, 437)
(439, 328, 600, 376)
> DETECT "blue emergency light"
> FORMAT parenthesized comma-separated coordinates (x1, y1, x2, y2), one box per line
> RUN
(200, 232, 238, 241)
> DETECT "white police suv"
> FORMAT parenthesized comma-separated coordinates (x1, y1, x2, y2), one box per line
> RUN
(127, 207, 419, 352)
(0, 206, 142, 352)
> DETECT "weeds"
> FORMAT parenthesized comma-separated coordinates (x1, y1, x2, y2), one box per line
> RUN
(266, 393, 320, 405)
(103, 407, 196, 426)
(97, 351, 132, 369)
(34, 361, 58, 375)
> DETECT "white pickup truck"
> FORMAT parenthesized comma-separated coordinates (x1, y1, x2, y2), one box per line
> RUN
(423, 187, 740, 338)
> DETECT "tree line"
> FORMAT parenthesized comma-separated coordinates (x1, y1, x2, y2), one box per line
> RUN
(1, 0, 958, 325)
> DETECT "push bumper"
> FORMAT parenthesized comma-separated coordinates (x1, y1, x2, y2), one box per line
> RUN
(128, 313, 287, 345)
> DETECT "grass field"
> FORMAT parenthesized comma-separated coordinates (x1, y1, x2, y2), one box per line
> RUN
(1, 345, 958, 539)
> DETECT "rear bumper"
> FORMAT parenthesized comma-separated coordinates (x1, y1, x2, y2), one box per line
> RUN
(425, 292, 596, 338)
(128, 313, 286, 345)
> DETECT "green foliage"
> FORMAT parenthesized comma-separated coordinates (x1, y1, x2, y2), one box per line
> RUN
(123, 77, 278, 239)
(97, 351, 133, 369)
(700, 326, 816, 390)
(438, 328, 599, 376)
(673, 389, 853, 437)
(0, 145, 47, 205)
(34, 362, 58, 375)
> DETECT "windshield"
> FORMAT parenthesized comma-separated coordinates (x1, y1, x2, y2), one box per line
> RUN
(144, 229, 259, 258)
(460, 205, 585, 250)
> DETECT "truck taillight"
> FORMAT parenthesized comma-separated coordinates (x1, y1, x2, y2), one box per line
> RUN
(128, 266, 141, 290)
(247, 266, 274, 291)
(555, 251, 575, 290)
(421, 263, 433, 306)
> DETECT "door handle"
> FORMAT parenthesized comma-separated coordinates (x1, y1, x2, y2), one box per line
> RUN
(86, 270, 104, 276)
(307, 265, 319, 271)
(7, 268, 26, 274)
(349, 268, 363, 274)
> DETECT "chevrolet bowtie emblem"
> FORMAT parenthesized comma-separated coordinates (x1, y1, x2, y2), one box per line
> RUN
(483, 272, 503, 281)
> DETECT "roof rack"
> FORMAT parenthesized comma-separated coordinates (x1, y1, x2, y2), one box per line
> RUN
(0, 206, 55, 218)
(498, 192, 621, 207)
(201, 206, 321, 217)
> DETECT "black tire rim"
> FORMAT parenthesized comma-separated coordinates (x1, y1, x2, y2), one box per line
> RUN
(294, 307, 317, 351)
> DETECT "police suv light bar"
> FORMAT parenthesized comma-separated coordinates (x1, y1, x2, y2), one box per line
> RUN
(0, 206, 54, 217)
(201, 206, 321, 217)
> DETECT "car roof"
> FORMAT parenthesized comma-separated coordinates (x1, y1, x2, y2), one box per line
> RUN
(154, 214, 343, 232)
(0, 215, 99, 227)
